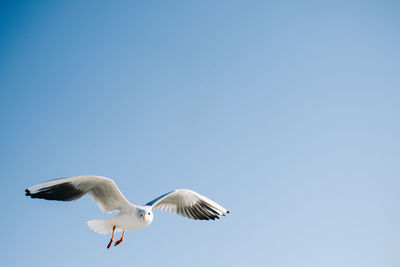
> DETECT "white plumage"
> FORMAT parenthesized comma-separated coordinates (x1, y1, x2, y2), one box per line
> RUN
(25, 175, 229, 248)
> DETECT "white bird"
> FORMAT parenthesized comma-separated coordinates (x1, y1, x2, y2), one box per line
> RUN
(25, 175, 229, 248)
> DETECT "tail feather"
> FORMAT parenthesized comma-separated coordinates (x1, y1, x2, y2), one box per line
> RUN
(87, 219, 114, 235)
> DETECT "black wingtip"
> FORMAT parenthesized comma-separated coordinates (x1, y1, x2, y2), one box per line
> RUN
(227, 210, 230, 214)
(24, 182, 86, 201)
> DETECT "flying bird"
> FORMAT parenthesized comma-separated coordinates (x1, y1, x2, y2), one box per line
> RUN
(25, 175, 229, 248)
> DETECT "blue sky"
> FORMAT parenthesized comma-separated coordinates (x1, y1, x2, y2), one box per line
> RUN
(1, 1, 399, 266)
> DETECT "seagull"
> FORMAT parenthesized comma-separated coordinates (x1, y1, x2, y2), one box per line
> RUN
(25, 175, 229, 248)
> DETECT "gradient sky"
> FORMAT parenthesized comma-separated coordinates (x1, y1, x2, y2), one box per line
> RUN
(1, 1, 399, 266)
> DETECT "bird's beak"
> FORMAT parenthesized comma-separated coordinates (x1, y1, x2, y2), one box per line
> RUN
(143, 215, 146, 220)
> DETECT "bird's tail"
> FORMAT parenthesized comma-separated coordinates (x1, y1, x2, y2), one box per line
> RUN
(87, 219, 114, 235)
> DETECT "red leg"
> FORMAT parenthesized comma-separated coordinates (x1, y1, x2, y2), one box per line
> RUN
(107, 226, 116, 249)
(114, 230, 125, 246)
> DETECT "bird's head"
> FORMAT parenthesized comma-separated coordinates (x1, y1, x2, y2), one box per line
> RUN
(139, 208, 153, 224)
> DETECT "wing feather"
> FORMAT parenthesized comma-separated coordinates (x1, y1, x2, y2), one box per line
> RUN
(25, 176, 135, 213)
(146, 189, 229, 220)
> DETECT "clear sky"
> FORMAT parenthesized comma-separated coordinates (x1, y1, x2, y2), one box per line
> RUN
(1, 1, 399, 266)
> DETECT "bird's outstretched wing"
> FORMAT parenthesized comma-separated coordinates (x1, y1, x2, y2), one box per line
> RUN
(25, 176, 135, 213)
(146, 189, 229, 220)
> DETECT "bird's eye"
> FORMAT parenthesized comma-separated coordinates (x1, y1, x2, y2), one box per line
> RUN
(148, 212, 150, 215)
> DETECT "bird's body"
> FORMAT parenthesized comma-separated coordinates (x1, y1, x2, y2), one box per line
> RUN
(25, 175, 229, 248)
(87, 206, 152, 234)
